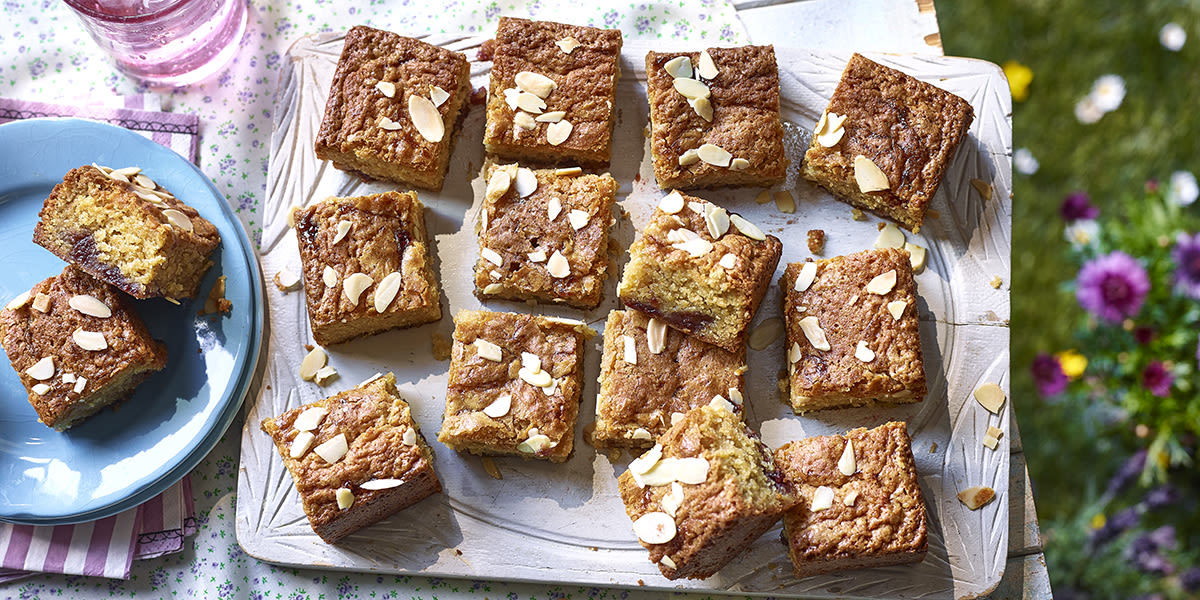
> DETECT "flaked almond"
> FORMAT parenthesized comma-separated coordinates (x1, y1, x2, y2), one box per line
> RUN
(482, 283, 503, 294)
(631, 427, 652, 440)
(905, 242, 927, 272)
(473, 338, 503, 362)
(547, 196, 563, 220)
(816, 111, 847, 147)
(629, 443, 663, 475)
(515, 167, 538, 198)
(672, 237, 714, 258)
(299, 346, 327, 381)
(133, 174, 157, 190)
(678, 148, 700, 166)
(798, 316, 831, 351)
(622, 335, 637, 365)
(360, 479, 404, 490)
(632, 512, 676, 544)
(106, 170, 130, 183)
(314, 365, 339, 386)
(728, 388, 743, 407)
(568, 209, 590, 230)
(293, 406, 329, 431)
(113, 166, 142, 176)
(555, 37, 581, 53)
(844, 490, 859, 506)
(402, 427, 417, 446)
(853, 155, 890, 192)
(957, 486, 996, 510)
(554, 166, 582, 177)
(690, 96, 713, 122)
(729, 157, 750, 170)
(522, 351, 542, 372)
(359, 373, 383, 387)
(838, 439, 857, 476)
(719, 253, 736, 269)
(536, 110, 566, 123)
(659, 191, 685, 214)
(730, 214, 766, 241)
(514, 91, 546, 114)
(774, 190, 796, 214)
(375, 81, 396, 98)
(378, 116, 403, 131)
(874, 223, 906, 249)
(971, 178, 993, 200)
(515, 71, 557, 98)
(513, 111, 537, 130)
(62, 373, 76, 384)
(5, 290, 31, 310)
(73, 376, 87, 393)
(987, 425, 1004, 439)
(974, 383, 1006, 414)
(429, 85, 450, 107)
(887, 300, 908, 320)
(374, 272, 403, 313)
(866, 270, 898, 295)
(794, 262, 818, 292)
(72, 329, 107, 351)
(788, 341, 802, 363)
(704, 204, 730, 239)
(313, 433, 349, 464)
(661, 482, 685, 517)
(275, 269, 302, 291)
(163, 209, 194, 232)
(546, 250, 570, 278)
(697, 143, 731, 167)
(748, 317, 784, 350)
(332, 220, 352, 244)
(633, 456, 709, 487)
(528, 249, 547, 262)
(688, 201, 705, 214)
(546, 120, 573, 146)
(519, 366, 553, 388)
(68, 294, 112, 318)
(647, 318, 667, 355)
(755, 189, 772, 204)
(481, 456, 502, 479)
(854, 341, 876, 362)
(342, 272, 373, 306)
(670, 411, 685, 425)
(517, 430, 554, 454)
(25, 356, 54, 380)
(672, 77, 710, 100)
(709, 394, 735, 412)
(486, 169, 512, 198)
(481, 247, 504, 267)
(289, 431, 316, 458)
(502, 87, 521, 111)
(811, 486, 835, 511)
(697, 49, 719, 79)
(408, 95, 445, 142)
(482, 393, 511, 418)
(982, 435, 999, 450)
(30, 292, 50, 313)
(663, 55, 693, 79)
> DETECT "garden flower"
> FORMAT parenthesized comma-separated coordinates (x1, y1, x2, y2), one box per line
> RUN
(1167, 170, 1198, 206)
(1013, 148, 1039, 175)
(1075, 251, 1151, 323)
(1090, 506, 1139, 546)
(1133, 326, 1155, 345)
(1059, 192, 1098, 222)
(1171, 232, 1200, 299)
(1160, 23, 1187, 51)
(1181, 567, 1200, 593)
(1055, 350, 1087, 379)
(1031, 353, 1067, 396)
(1074, 96, 1104, 124)
(1142, 484, 1179, 510)
(1001, 60, 1033, 102)
(1125, 526, 1177, 575)
(1091, 74, 1126, 112)
(1141, 361, 1173, 397)
(1064, 219, 1099, 250)
(1107, 449, 1147, 496)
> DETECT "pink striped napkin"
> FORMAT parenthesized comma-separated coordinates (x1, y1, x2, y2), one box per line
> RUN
(0, 94, 202, 581)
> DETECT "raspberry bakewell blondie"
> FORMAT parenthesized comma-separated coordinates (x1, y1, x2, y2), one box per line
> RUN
(0, 266, 167, 431)
(33, 164, 220, 300)
(261, 372, 442, 544)
(315, 26, 471, 191)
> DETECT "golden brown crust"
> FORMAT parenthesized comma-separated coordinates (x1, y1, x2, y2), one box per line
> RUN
(438, 310, 595, 463)
(261, 373, 442, 544)
(32, 165, 220, 299)
(594, 310, 746, 448)
(474, 165, 616, 308)
(782, 249, 926, 413)
(617, 192, 782, 351)
(617, 405, 798, 580)
(0, 266, 167, 430)
(315, 26, 471, 191)
(800, 53, 974, 231)
(773, 422, 928, 577)
(646, 47, 787, 189)
(483, 17, 623, 167)
(294, 192, 441, 346)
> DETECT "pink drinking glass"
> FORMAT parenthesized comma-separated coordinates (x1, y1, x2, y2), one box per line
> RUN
(62, 0, 249, 87)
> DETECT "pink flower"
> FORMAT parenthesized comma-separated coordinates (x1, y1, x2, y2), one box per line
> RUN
(1142, 362, 1173, 397)
(1031, 353, 1068, 396)
(1076, 251, 1150, 323)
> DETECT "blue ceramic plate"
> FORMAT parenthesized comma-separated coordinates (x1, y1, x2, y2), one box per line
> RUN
(0, 118, 263, 524)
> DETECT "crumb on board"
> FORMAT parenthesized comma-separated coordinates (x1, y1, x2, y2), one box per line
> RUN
(431, 332, 453, 361)
(990, 276, 1003, 289)
(806, 229, 826, 254)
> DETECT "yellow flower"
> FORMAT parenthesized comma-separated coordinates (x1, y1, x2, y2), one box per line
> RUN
(1090, 513, 1106, 530)
(1056, 350, 1087, 380)
(1003, 60, 1033, 102)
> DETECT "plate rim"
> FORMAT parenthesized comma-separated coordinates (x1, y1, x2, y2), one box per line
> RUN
(0, 116, 265, 525)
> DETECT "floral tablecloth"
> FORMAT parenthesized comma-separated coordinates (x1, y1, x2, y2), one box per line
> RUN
(0, 1, 751, 598)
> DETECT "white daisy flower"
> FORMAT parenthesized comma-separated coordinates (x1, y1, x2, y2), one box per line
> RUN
(1160, 23, 1186, 52)
(1168, 171, 1198, 206)
(1091, 75, 1126, 112)
(1065, 219, 1100, 250)
(1074, 96, 1104, 124)
(1014, 148, 1039, 175)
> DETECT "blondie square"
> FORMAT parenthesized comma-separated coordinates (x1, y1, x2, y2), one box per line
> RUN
(773, 421, 928, 577)
(617, 404, 798, 580)
(33, 164, 221, 300)
(593, 309, 746, 449)
(438, 310, 595, 462)
(474, 164, 616, 308)
(0, 266, 167, 430)
(483, 17, 623, 167)
(617, 191, 782, 352)
(800, 53, 974, 231)
(315, 26, 471, 191)
(645, 47, 787, 190)
(261, 372, 442, 544)
(781, 248, 926, 413)
(293, 192, 441, 346)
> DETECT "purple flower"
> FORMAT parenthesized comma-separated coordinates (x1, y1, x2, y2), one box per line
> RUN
(1031, 353, 1068, 396)
(1090, 506, 1140, 546)
(1125, 526, 1177, 575)
(1134, 326, 1155, 345)
(1107, 449, 1147, 495)
(1171, 232, 1200, 299)
(1060, 191, 1098, 221)
(1142, 484, 1179, 510)
(1181, 567, 1200, 592)
(1076, 251, 1150, 323)
(1142, 362, 1173, 397)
